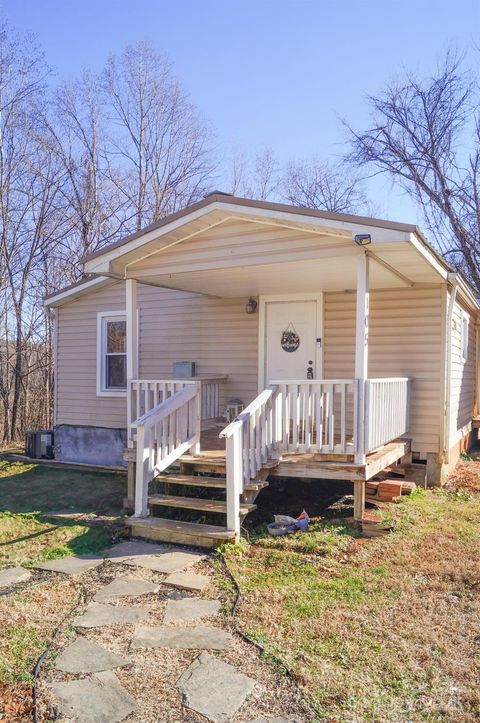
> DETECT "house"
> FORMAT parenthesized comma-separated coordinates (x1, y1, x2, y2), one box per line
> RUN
(44, 193, 479, 546)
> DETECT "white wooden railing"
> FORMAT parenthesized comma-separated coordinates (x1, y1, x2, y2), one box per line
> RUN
(128, 376, 226, 444)
(274, 380, 357, 454)
(220, 386, 281, 533)
(132, 382, 201, 517)
(364, 377, 409, 453)
(221, 377, 410, 536)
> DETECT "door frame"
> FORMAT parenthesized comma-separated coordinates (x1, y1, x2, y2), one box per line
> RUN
(258, 293, 324, 391)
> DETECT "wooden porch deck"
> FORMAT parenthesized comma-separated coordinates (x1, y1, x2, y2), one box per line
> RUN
(182, 426, 411, 483)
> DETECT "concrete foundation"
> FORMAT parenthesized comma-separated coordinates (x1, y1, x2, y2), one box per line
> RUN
(54, 424, 127, 467)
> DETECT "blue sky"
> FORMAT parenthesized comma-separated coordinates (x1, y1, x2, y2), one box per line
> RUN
(2, 0, 479, 223)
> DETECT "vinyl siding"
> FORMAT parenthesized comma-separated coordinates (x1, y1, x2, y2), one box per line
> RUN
(324, 287, 445, 454)
(57, 281, 475, 458)
(449, 296, 477, 445)
(56, 281, 259, 429)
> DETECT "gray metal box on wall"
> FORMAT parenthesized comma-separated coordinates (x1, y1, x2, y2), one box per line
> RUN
(173, 361, 197, 377)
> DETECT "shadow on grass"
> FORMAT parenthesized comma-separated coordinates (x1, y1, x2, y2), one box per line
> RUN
(0, 459, 126, 564)
(0, 457, 126, 515)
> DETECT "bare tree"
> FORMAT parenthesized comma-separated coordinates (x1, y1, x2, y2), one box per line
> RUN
(347, 51, 480, 290)
(228, 147, 280, 200)
(283, 157, 368, 213)
(103, 42, 216, 232)
(0, 22, 65, 442)
(44, 73, 124, 280)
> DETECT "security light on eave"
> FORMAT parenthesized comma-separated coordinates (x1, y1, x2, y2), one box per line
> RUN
(354, 234, 372, 245)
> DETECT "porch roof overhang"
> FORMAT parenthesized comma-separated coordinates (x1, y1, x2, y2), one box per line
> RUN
(45, 194, 480, 309)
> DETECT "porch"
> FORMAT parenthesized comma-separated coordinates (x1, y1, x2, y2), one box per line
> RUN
(124, 373, 410, 545)
(78, 195, 445, 545)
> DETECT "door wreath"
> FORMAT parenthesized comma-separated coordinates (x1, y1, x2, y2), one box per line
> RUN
(281, 322, 300, 352)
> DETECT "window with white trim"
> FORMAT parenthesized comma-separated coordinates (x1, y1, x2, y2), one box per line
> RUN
(461, 311, 469, 363)
(98, 312, 127, 393)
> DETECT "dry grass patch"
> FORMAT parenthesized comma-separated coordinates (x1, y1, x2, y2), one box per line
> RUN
(223, 480, 480, 721)
(0, 578, 80, 684)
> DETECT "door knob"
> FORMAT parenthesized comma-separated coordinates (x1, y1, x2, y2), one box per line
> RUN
(307, 361, 313, 379)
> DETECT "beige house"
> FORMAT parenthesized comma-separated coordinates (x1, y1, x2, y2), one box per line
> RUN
(45, 193, 479, 546)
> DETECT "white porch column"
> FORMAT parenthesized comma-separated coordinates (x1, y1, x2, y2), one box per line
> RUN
(126, 278, 138, 381)
(354, 253, 369, 465)
(126, 278, 138, 447)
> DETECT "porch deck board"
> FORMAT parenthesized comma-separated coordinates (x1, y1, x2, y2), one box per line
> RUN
(179, 431, 411, 483)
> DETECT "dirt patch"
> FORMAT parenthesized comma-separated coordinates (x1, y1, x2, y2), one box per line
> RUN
(449, 459, 480, 492)
(0, 683, 34, 722)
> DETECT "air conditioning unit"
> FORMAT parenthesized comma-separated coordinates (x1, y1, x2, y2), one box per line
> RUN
(25, 430, 54, 459)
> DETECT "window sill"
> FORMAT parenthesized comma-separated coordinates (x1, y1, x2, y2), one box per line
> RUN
(96, 389, 127, 398)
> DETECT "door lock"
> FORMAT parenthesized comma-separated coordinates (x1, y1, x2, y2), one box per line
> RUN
(307, 361, 314, 379)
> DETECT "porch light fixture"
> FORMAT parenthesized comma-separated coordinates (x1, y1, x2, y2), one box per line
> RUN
(245, 297, 258, 314)
(354, 233, 371, 246)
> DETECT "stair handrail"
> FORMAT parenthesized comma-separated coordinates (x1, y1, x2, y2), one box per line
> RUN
(220, 384, 280, 537)
(220, 386, 278, 438)
(133, 382, 201, 517)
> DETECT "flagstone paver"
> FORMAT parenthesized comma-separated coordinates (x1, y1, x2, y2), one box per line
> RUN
(0, 566, 31, 588)
(73, 602, 150, 628)
(54, 638, 130, 673)
(107, 540, 171, 563)
(164, 597, 221, 623)
(164, 570, 210, 592)
(132, 625, 231, 650)
(177, 651, 256, 722)
(93, 575, 159, 602)
(124, 549, 205, 573)
(50, 670, 137, 722)
(34, 555, 103, 576)
(42, 542, 307, 721)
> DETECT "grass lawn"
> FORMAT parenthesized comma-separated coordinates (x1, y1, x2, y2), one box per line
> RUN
(222, 463, 480, 722)
(0, 458, 126, 703)
(0, 459, 126, 567)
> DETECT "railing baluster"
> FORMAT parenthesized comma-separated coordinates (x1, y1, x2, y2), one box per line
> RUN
(340, 383, 346, 451)
(363, 378, 410, 453)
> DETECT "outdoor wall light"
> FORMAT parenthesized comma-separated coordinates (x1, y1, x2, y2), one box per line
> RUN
(354, 233, 372, 245)
(245, 297, 258, 314)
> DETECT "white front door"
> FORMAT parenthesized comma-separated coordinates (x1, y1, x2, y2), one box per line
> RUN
(263, 298, 321, 385)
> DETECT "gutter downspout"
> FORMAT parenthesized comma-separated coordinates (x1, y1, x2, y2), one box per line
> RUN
(443, 276, 458, 459)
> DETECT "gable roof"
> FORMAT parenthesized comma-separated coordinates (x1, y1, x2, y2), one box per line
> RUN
(81, 192, 427, 265)
(44, 192, 479, 310)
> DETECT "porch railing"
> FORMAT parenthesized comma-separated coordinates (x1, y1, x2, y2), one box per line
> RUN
(221, 377, 410, 536)
(128, 376, 226, 444)
(132, 382, 201, 517)
(364, 377, 410, 453)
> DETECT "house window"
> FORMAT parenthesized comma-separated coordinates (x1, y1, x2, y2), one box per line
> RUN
(97, 312, 127, 394)
(461, 311, 469, 363)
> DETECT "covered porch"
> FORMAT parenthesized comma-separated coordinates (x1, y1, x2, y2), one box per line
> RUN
(120, 249, 411, 538)
(81, 197, 443, 542)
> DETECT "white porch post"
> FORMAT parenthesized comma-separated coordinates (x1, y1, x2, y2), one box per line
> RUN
(126, 278, 138, 444)
(126, 278, 138, 508)
(126, 278, 138, 383)
(354, 253, 369, 466)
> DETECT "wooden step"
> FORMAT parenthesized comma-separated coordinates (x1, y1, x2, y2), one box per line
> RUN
(157, 473, 227, 489)
(148, 494, 256, 516)
(178, 455, 226, 475)
(126, 516, 235, 549)
(154, 473, 268, 492)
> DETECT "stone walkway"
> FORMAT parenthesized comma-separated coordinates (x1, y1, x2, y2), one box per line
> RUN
(28, 540, 310, 722)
